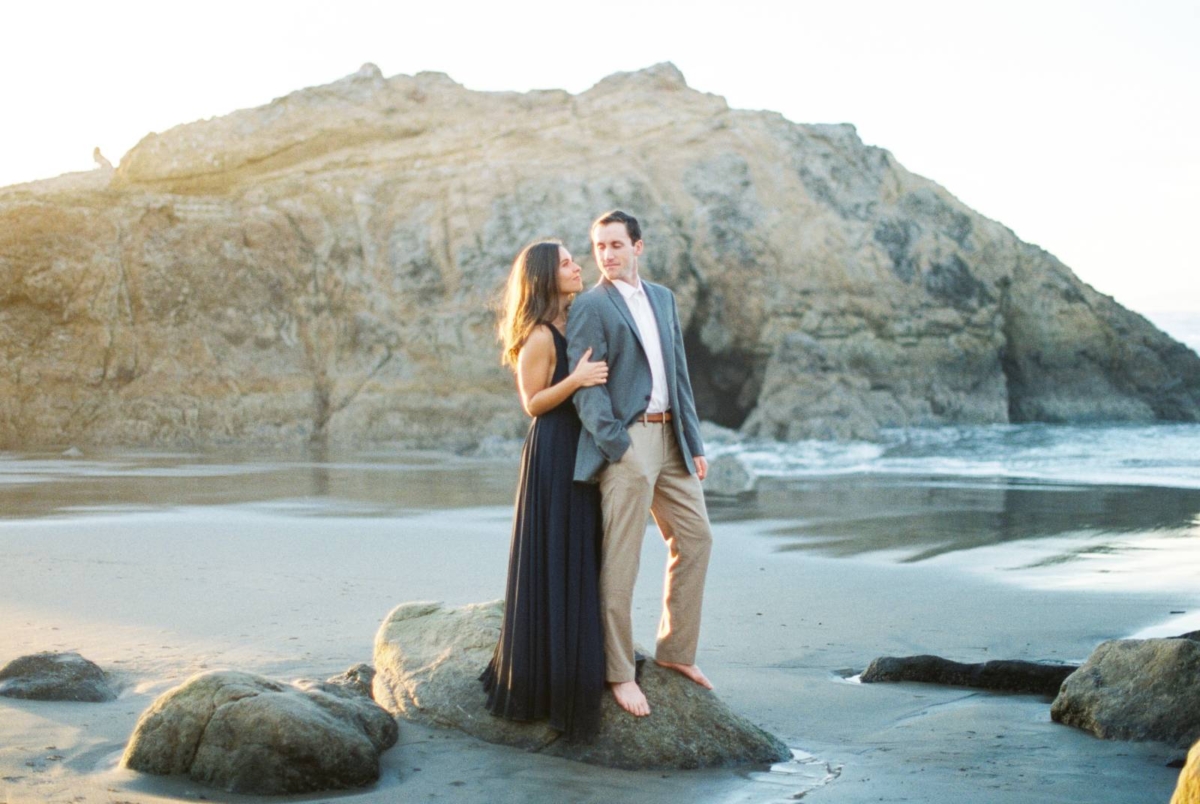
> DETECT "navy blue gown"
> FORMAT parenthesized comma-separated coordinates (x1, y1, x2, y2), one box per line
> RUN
(480, 326, 605, 742)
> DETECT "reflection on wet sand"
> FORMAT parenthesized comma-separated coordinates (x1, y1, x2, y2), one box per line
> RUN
(5, 454, 1199, 581)
(708, 475, 1200, 563)
(0, 450, 518, 520)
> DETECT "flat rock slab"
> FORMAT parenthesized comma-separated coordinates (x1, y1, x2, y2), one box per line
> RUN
(861, 654, 1077, 696)
(0, 651, 117, 702)
(122, 669, 398, 794)
(1052, 638, 1200, 748)
(373, 600, 790, 770)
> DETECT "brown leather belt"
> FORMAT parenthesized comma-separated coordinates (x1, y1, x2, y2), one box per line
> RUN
(639, 411, 672, 424)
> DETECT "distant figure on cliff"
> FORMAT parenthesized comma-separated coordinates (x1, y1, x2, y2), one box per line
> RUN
(92, 148, 113, 170)
(567, 210, 715, 717)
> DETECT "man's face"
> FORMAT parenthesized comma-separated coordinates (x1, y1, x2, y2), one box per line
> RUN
(592, 221, 643, 284)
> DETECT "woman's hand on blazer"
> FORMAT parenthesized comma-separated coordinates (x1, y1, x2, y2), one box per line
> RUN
(570, 347, 608, 388)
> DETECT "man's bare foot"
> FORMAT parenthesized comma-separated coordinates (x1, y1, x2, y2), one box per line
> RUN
(610, 680, 650, 716)
(655, 661, 714, 690)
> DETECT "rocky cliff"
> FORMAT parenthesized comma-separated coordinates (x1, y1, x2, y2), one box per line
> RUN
(2, 62, 1197, 449)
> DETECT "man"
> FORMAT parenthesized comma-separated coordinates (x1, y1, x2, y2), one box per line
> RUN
(567, 210, 714, 717)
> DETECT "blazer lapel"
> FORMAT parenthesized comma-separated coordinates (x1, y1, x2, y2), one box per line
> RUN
(601, 281, 646, 354)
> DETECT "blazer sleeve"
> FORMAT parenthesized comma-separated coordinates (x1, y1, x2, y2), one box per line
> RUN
(670, 293, 705, 460)
(567, 294, 632, 463)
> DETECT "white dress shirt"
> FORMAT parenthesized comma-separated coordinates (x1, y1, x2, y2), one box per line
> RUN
(613, 278, 669, 414)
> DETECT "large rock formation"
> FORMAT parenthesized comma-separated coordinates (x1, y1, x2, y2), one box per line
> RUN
(2, 62, 1197, 448)
(121, 669, 399, 794)
(373, 600, 790, 770)
(1051, 638, 1200, 748)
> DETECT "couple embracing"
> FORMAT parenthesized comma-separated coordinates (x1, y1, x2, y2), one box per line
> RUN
(480, 210, 715, 742)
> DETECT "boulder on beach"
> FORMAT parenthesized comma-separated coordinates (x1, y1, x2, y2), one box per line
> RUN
(703, 453, 756, 497)
(861, 654, 1077, 696)
(121, 668, 398, 794)
(0, 651, 118, 702)
(1051, 638, 1200, 748)
(1171, 739, 1200, 804)
(372, 600, 790, 770)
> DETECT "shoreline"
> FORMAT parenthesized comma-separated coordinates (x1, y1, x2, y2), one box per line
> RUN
(1, 490, 1194, 802)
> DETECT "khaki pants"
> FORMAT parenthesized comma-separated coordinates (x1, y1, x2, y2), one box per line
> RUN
(598, 421, 713, 683)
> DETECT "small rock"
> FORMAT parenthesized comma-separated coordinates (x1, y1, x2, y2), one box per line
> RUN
(0, 652, 117, 702)
(122, 670, 398, 794)
(323, 663, 376, 700)
(1051, 638, 1200, 748)
(373, 600, 790, 770)
(703, 453, 756, 497)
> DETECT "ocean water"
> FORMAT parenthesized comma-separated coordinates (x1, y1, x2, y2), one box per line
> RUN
(701, 424, 1200, 632)
(711, 422, 1200, 489)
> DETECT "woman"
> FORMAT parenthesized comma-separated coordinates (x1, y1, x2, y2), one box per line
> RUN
(480, 239, 609, 742)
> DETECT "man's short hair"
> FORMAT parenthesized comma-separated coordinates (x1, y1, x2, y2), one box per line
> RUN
(591, 210, 642, 244)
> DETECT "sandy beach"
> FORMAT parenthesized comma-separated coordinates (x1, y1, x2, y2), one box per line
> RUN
(0, 450, 1195, 803)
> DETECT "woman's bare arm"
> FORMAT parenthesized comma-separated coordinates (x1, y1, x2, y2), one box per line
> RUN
(517, 326, 607, 417)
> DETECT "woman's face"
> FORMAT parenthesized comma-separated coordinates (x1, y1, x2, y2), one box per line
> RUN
(556, 246, 583, 294)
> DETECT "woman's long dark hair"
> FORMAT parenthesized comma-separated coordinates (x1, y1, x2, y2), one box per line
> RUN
(498, 239, 565, 369)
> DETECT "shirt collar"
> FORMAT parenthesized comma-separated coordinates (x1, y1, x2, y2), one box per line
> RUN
(612, 278, 644, 301)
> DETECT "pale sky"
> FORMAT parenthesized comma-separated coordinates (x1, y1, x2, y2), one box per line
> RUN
(4, 0, 1198, 330)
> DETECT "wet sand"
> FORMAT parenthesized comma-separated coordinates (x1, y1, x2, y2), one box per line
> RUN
(0, 453, 1196, 802)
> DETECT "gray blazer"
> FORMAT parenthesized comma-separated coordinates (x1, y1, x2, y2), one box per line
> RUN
(567, 278, 705, 483)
